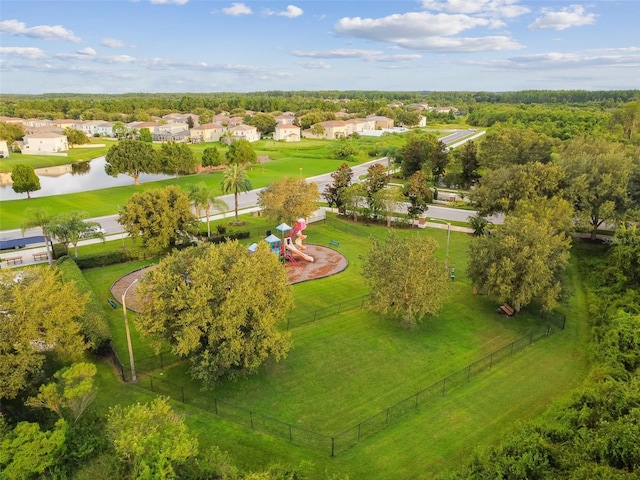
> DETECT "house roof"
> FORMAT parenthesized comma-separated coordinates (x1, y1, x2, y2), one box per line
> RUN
(320, 120, 347, 127)
(25, 132, 66, 139)
(276, 124, 299, 130)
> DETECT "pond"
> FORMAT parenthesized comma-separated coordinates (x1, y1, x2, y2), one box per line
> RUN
(0, 157, 174, 201)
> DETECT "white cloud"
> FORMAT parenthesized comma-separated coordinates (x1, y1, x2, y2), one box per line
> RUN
(298, 60, 331, 69)
(291, 49, 421, 62)
(77, 47, 97, 56)
(493, 51, 640, 69)
(334, 12, 522, 52)
(278, 5, 303, 18)
(529, 5, 596, 31)
(101, 38, 127, 48)
(149, 0, 189, 4)
(222, 2, 252, 16)
(0, 19, 81, 42)
(421, 0, 529, 18)
(0, 46, 47, 60)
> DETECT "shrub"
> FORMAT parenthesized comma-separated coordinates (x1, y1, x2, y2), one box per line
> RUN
(207, 231, 251, 244)
(56, 257, 111, 350)
(75, 251, 129, 269)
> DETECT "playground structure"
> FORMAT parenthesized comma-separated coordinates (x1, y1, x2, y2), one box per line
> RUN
(257, 219, 314, 264)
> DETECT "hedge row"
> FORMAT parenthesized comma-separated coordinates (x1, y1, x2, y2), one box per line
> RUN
(55, 256, 112, 351)
(206, 231, 251, 244)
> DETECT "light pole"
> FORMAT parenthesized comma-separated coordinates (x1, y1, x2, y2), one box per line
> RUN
(430, 218, 451, 271)
(122, 278, 139, 382)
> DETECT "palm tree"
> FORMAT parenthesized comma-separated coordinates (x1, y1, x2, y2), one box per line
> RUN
(22, 208, 53, 265)
(221, 164, 252, 223)
(188, 183, 228, 237)
(49, 212, 105, 257)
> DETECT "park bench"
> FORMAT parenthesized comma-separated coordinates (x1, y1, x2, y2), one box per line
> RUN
(499, 304, 515, 317)
(329, 240, 340, 247)
(5, 256, 23, 265)
(107, 299, 118, 309)
(33, 252, 48, 261)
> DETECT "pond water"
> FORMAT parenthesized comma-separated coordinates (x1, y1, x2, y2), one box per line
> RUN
(0, 157, 174, 201)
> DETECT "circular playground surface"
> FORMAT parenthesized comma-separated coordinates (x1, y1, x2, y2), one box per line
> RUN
(110, 244, 347, 312)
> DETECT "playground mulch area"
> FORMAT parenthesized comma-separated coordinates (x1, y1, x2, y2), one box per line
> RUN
(110, 244, 347, 312)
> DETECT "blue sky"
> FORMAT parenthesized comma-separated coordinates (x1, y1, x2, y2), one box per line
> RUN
(1, 0, 638, 94)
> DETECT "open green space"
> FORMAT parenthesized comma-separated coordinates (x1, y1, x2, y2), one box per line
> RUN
(0, 136, 407, 230)
(82, 215, 590, 479)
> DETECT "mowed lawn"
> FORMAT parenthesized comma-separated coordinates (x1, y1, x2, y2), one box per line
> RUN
(145, 220, 549, 433)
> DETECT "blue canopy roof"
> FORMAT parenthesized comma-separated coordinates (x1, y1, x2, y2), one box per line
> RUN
(276, 223, 291, 232)
(0, 236, 46, 250)
(264, 234, 281, 244)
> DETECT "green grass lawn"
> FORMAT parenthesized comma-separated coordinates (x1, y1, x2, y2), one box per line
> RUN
(81, 216, 590, 479)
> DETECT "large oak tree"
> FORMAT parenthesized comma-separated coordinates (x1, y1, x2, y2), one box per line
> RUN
(257, 177, 319, 225)
(104, 139, 158, 185)
(0, 268, 88, 400)
(362, 232, 448, 328)
(11, 164, 41, 199)
(118, 185, 198, 252)
(136, 242, 294, 386)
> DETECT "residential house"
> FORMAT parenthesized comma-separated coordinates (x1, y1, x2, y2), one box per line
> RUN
(318, 120, 350, 139)
(0, 116, 25, 125)
(154, 122, 189, 142)
(190, 123, 228, 143)
(345, 118, 375, 134)
(227, 124, 260, 143)
(273, 124, 301, 142)
(0, 140, 9, 158)
(52, 119, 84, 130)
(365, 115, 394, 129)
(21, 132, 68, 154)
(212, 114, 231, 125)
(162, 113, 200, 126)
(23, 125, 64, 135)
(275, 114, 296, 125)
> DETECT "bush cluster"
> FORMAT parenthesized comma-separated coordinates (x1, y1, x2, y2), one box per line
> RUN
(206, 231, 251, 244)
(55, 256, 111, 350)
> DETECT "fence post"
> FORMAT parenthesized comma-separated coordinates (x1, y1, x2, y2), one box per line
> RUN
(331, 437, 335, 457)
(181, 386, 185, 403)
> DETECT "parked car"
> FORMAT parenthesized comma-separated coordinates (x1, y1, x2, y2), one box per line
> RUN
(80, 226, 106, 238)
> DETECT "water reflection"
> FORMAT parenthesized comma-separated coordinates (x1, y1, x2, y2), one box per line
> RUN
(71, 161, 91, 175)
(0, 157, 174, 201)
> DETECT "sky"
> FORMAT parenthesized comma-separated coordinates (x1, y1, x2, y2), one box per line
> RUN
(0, 0, 638, 94)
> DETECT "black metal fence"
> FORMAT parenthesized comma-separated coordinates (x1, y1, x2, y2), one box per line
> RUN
(106, 311, 565, 457)
(286, 294, 370, 329)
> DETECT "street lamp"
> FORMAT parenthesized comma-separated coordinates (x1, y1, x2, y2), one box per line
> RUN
(122, 278, 139, 382)
(430, 218, 451, 271)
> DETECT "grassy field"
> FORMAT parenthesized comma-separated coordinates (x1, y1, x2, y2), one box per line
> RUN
(82, 216, 590, 479)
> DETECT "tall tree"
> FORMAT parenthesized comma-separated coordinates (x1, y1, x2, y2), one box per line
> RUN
(26, 362, 97, 423)
(0, 268, 88, 400)
(403, 170, 432, 223)
(322, 162, 353, 212)
(118, 185, 199, 252)
(221, 164, 252, 223)
(11, 164, 41, 199)
(157, 140, 197, 176)
(107, 397, 198, 479)
(457, 140, 480, 188)
(104, 139, 158, 185)
(22, 207, 53, 264)
(362, 232, 448, 328)
(187, 182, 228, 237)
(557, 137, 633, 240)
(138, 127, 152, 143)
(471, 162, 565, 216)
(374, 187, 406, 227)
(0, 121, 25, 144)
(364, 163, 388, 218)
(225, 139, 257, 165)
(257, 177, 320, 225)
(63, 127, 90, 147)
(136, 242, 294, 385)
(468, 199, 572, 313)
(48, 211, 103, 257)
(201, 146, 221, 167)
(340, 182, 367, 222)
(479, 126, 554, 169)
(245, 112, 277, 135)
(610, 100, 640, 141)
